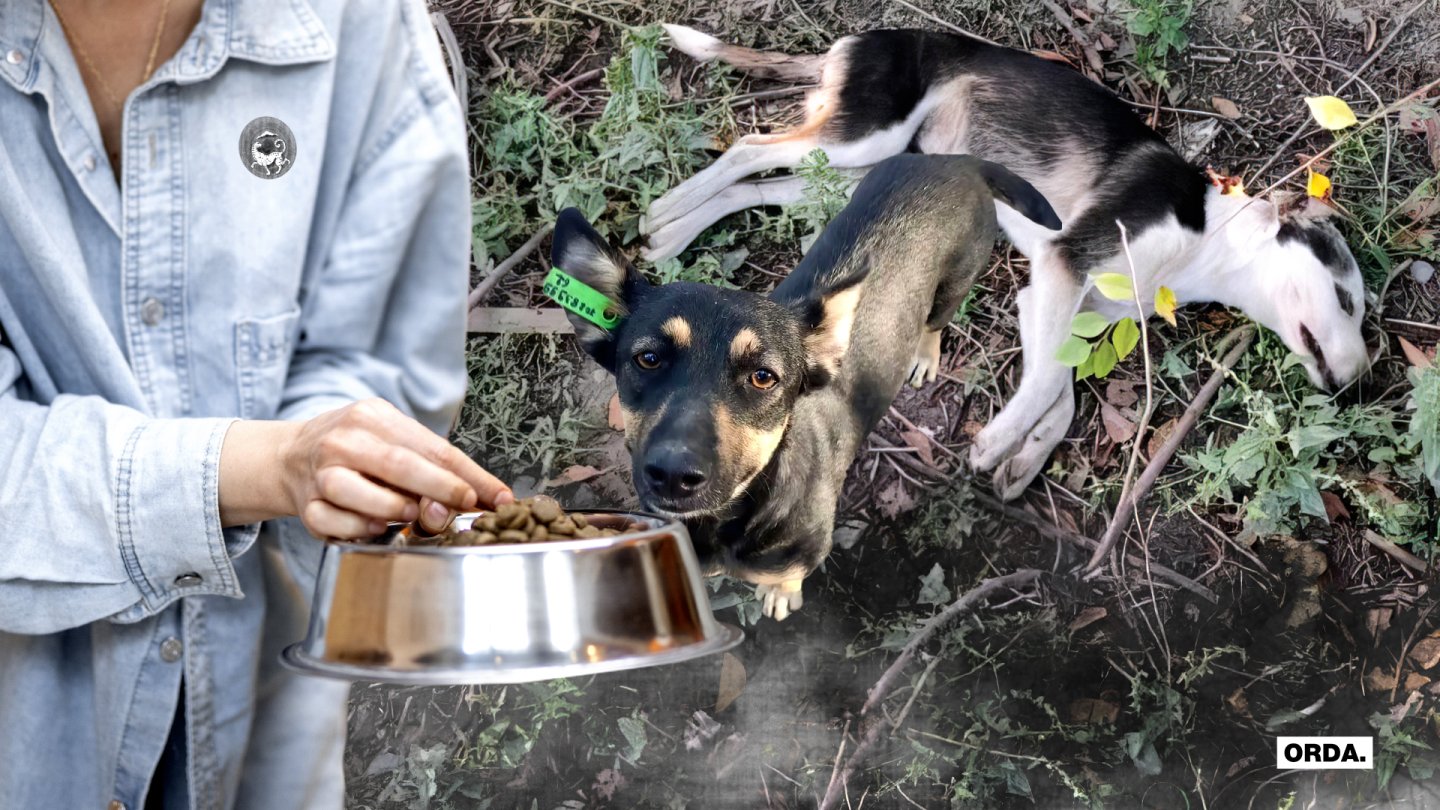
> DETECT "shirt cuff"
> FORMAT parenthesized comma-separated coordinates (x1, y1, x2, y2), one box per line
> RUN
(108, 417, 246, 622)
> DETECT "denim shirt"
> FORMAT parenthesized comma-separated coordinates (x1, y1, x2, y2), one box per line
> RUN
(0, 0, 470, 806)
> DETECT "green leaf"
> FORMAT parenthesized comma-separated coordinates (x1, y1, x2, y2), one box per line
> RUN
(1092, 342, 1119, 378)
(1093, 272, 1134, 301)
(617, 715, 648, 762)
(1056, 335, 1093, 367)
(1075, 352, 1096, 382)
(1112, 317, 1141, 360)
(1070, 311, 1111, 338)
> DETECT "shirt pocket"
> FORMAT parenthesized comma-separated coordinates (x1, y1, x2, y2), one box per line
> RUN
(236, 308, 301, 420)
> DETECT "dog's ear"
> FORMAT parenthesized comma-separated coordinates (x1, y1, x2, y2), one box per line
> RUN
(772, 274, 865, 390)
(549, 208, 649, 370)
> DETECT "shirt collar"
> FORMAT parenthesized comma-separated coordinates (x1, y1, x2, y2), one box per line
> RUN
(0, 0, 335, 93)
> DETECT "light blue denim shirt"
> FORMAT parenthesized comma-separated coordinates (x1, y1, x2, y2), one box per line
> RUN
(0, 0, 470, 807)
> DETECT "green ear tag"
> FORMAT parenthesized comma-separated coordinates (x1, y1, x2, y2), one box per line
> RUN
(543, 267, 623, 330)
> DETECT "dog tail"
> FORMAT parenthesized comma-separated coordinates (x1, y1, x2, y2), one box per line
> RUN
(662, 24, 825, 82)
(976, 160, 1064, 231)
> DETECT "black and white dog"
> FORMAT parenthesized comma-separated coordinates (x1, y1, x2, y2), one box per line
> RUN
(643, 26, 1371, 500)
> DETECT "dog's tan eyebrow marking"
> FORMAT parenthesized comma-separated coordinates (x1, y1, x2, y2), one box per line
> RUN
(661, 316, 692, 348)
(729, 328, 762, 360)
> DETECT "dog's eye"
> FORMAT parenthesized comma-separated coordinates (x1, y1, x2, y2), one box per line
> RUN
(634, 351, 661, 370)
(749, 368, 778, 390)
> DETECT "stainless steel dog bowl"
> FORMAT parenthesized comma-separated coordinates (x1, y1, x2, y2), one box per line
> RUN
(281, 511, 742, 684)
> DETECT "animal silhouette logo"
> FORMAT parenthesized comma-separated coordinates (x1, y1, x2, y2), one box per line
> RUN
(238, 116, 296, 180)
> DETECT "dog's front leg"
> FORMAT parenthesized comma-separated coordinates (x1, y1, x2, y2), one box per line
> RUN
(755, 579, 805, 621)
(992, 384, 1075, 500)
(970, 251, 1081, 484)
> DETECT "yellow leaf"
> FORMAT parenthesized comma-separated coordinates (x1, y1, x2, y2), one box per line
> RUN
(1305, 96, 1359, 130)
(1307, 170, 1332, 199)
(1154, 286, 1177, 327)
(1092, 272, 1133, 301)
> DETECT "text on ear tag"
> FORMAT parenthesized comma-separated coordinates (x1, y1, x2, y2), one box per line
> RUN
(543, 268, 623, 330)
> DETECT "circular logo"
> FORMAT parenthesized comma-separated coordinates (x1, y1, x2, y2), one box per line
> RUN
(239, 116, 296, 179)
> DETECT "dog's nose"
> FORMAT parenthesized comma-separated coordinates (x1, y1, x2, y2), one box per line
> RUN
(643, 444, 708, 500)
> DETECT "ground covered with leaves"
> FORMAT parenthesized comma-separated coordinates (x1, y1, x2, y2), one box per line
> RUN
(345, 0, 1440, 806)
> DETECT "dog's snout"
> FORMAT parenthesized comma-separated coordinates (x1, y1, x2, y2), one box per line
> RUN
(643, 443, 709, 500)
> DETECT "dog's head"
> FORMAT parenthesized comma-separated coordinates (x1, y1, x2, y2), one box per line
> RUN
(550, 208, 861, 518)
(1246, 196, 1369, 391)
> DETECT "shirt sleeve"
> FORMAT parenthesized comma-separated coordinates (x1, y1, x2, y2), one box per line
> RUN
(0, 342, 251, 634)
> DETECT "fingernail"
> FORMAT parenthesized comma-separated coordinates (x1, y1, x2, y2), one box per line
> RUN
(495, 489, 515, 506)
(367, 520, 387, 536)
(425, 501, 449, 527)
(401, 502, 419, 522)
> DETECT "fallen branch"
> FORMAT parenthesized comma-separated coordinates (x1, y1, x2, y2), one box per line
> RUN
(1086, 326, 1255, 571)
(1363, 530, 1429, 575)
(883, 0, 1000, 46)
(467, 223, 553, 310)
(819, 570, 1043, 810)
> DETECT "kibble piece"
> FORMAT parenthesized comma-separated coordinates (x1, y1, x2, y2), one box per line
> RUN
(549, 517, 576, 536)
(475, 515, 498, 533)
(498, 529, 530, 543)
(573, 513, 588, 529)
(453, 530, 483, 546)
(530, 524, 549, 541)
(530, 497, 561, 523)
(474, 531, 499, 545)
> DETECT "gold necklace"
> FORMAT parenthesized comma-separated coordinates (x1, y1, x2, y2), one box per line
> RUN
(48, 0, 173, 112)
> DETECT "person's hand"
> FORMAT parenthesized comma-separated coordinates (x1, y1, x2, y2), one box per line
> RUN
(220, 398, 513, 538)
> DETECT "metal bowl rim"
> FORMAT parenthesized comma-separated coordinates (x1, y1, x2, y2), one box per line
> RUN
(279, 622, 744, 685)
(329, 509, 685, 556)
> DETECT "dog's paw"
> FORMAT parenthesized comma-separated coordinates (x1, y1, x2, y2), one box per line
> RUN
(987, 394, 1073, 499)
(969, 423, 1018, 472)
(756, 579, 804, 621)
(992, 452, 1046, 501)
(906, 329, 943, 389)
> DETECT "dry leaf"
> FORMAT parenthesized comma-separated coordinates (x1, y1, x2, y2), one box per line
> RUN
(1069, 698, 1120, 724)
(1211, 96, 1242, 119)
(876, 479, 916, 518)
(715, 653, 747, 712)
(1399, 334, 1434, 370)
(1367, 666, 1398, 691)
(1100, 401, 1137, 444)
(1069, 606, 1107, 631)
(1105, 378, 1139, 408)
(607, 393, 626, 431)
(1226, 755, 1256, 778)
(1147, 417, 1179, 459)
(1405, 672, 1431, 693)
(1410, 638, 1440, 670)
(1305, 95, 1359, 130)
(1320, 491, 1350, 523)
(1365, 607, 1393, 641)
(1226, 687, 1250, 716)
(556, 464, 604, 484)
(1413, 260, 1436, 284)
(900, 428, 937, 469)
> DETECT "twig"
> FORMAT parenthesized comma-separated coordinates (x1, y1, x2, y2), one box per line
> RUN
(818, 570, 1043, 810)
(1363, 530, 1429, 574)
(1040, 0, 1105, 75)
(1106, 220, 1158, 576)
(1086, 327, 1256, 571)
(467, 223, 554, 309)
(544, 67, 605, 103)
(883, 0, 1000, 46)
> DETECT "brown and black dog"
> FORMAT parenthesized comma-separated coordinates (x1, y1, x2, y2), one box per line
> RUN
(551, 154, 1060, 619)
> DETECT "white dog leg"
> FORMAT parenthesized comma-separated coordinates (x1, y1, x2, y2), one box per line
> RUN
(644, 175, 811, 263)
(992, 385, 1075, 500)
(970, 252, 1081, 475)
(645, 134, 821, 234)
(756, 579, 804, 621)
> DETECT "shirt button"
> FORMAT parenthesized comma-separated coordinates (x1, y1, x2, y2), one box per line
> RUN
(159, 637, 183, 663)
(140, 297, 164, 326)
(83, 154, 97, 172)
(174, 572, 203, 587)
(108, 801, 126, 810)
(5, 49, 22, 65)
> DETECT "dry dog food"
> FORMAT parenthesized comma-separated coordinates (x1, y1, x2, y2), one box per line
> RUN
(397, 496, 631, 547)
